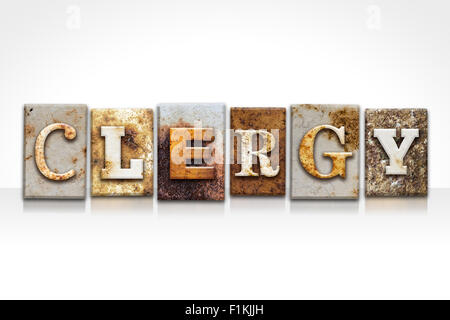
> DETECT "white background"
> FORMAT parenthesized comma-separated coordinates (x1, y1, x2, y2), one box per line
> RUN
(1, 0, 450, 299)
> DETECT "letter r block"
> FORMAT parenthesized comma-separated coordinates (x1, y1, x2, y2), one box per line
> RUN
(23, 104, 87, 199)
(365, 108, 428, 196)
(291, 104, 360, 199)
(230, 107, 286, 195)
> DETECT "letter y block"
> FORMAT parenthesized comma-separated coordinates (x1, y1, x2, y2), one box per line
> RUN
(365, 108, 428, 196)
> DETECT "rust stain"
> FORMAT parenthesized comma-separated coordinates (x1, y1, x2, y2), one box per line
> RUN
(328, 106, 359, 152)
(102, 160, 114, 176)
(123, 129, 139, 150)
(25, 125, 35, 138)
(78, 168, 85, 178)
(303, 104, 319, 111)
(66, 109, 76, 116)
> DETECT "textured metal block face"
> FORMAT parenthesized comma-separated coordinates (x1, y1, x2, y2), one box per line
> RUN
(158, 103, 225, 200)
(365, 108, 428, 197)
(291, 104, 360, 199)
(230, 107, 286, 195)
(23, 104, 87, 199)
(91, 109, 153, 196)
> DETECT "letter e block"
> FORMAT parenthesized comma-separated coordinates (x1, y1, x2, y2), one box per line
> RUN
(157, 103, 225, 200)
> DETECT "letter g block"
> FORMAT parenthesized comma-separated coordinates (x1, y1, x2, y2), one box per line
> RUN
(291, 104, 360, 199)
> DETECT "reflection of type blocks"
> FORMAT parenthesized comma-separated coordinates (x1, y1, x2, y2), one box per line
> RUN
(91, 109, 153, 197)
(291, 104, 360, 199)
(23, 104, 87, 199)
(230, 107, 286, 196)
(365, 108, 428, 197)
(158, 103, 225, 200)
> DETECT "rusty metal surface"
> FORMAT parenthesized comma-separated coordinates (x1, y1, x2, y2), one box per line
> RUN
(365, 108, 428, 197)
(230, 107, 286, 195)
(91, 108, 153, 196)
(299, 125, 353, 179)
(158, 103, 225, 200)
(23, 104, 87, 199)
(291, 104, 360, 199)
(35, 123, 78, 181)
(169, 128, 215, 179)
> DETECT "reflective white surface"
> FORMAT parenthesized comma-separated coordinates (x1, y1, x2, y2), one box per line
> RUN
(1, 188, 449, 299)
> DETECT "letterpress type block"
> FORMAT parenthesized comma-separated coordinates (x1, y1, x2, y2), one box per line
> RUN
(158, 103, 225, 200)
(91, 108, 153, 196)
(23, 104, 87, 199)
(291, 104, 360, 199)
(365, 108, 428, 196)
(230, 107, 286, 195)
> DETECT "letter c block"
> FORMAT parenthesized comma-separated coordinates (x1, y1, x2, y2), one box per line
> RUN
(23, 104, 87, 199)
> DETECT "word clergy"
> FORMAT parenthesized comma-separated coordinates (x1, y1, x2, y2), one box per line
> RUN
(23, 104, 427, 200)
